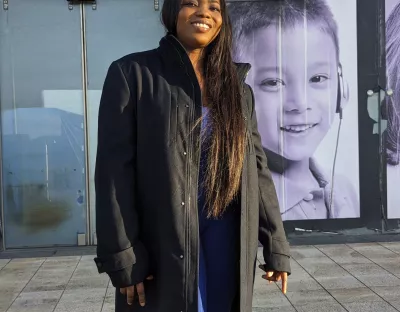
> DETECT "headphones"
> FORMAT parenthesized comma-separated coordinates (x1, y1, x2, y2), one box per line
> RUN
(336, 64, 349, 119)
(328, 63, 349, 218)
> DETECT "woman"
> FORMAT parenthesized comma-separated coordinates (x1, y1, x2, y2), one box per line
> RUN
(94, 0, 290, 311)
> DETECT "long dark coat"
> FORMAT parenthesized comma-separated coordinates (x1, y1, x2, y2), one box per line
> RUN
(94, 34, 291, 312)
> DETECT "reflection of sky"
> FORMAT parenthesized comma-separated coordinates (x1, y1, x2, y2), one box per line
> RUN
(2, 107, 85, 168)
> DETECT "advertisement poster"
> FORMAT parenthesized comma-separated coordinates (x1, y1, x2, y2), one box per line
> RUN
(386, 0, 400, 219)
(228, 0, 360, 221)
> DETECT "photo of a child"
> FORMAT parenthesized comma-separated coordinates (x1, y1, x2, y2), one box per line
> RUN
(386, 0, 400, 219)
(229, 0, 360, 220)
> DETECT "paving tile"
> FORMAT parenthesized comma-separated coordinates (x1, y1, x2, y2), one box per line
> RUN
(23, 258, 79, 292)
(7, 290, 62, 312)
(101, 287, 115, 312)
(101, 302, 115, 312)
(375, 260, 400, 275)
(389, 300, 400, 311)
(0, 259, 10, 271)
(290, 246, 326, 260)
(81, 255, 96, 262)
(342, 300, 398, 312)
(379, 242, 400, 254)
(65, 275, 109, 290)
(328, 287, 381, 303)
(297, 261, 350, 278)
(0, 279, 34, 311)
(252, 289, 292, 308)
(252, 307, 296, 312)
(285, 289, 335, 306)
(289, 260, 311, 276)
(348, 244, 399, 260)
(0, 258, 44, 283)
(317, 244, 357, 256)
(317, 245, 372, 265)
(295, 302, 347, 312)
(341, 263, 390, 276)
(355, 274, 400, 287)
(370, 286, 400, 302)
(0, 288, 20, 312)
(282, 276, 322, 291)
(54, 288, 107, 312)
(316, 275, 364, 290)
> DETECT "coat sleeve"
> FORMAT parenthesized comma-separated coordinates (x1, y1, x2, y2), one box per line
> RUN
(93, 61, 149, 288)
(246, 84, 291, 274)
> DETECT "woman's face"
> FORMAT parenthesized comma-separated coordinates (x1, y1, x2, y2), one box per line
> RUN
(246, 24, 339, 161)
(177, 0, 223, 50)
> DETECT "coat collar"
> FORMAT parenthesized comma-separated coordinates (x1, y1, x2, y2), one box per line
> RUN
(158, 33, 251, 83)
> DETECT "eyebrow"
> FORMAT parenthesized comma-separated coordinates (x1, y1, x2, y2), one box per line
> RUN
(309, 61, 331, 68)
(256, 66, 282, 74)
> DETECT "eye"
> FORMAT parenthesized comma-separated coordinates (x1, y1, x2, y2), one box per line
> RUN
(182, 1, 197, 7)
(261, 78, 285, 91)
(310, 75, 328, 83)
(210, 6, 221, 12)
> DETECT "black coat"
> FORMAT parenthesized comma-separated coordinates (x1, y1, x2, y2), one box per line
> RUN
(94, 34, 291, 312)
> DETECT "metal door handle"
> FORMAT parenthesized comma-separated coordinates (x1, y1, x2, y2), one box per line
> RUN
(67, 0, 97, 10)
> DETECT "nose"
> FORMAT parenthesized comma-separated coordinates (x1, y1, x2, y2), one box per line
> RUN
(283, 83, 310, 113)
(195, 4, 212, 19)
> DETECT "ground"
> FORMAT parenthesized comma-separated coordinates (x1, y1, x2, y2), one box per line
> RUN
(1, 242, 400, 312)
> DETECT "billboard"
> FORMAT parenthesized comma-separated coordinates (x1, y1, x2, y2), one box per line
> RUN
(386, 0, 400, 219)
(229, 0, 360, 221)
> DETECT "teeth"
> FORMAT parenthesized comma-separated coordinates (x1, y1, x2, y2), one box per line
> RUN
(193, 23, 210, 29)
(282, 124, 314, 132)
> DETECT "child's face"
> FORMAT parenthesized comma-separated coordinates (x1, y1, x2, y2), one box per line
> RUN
(246, 24, 339, 161)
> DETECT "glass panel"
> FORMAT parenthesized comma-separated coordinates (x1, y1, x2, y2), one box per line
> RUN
(85, 0, 165, 243)
(0, 1, 87, 247)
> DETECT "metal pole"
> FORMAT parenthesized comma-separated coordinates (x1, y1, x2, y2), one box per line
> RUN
(80, 3, 92, 245)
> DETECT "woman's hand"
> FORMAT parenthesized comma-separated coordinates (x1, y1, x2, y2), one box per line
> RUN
(262, 271, 288, 294)
(120, 275, 153, 306)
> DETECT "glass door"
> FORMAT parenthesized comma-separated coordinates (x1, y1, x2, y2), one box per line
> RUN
(84, 0, 165, 244)
(0, 0, 87, 248)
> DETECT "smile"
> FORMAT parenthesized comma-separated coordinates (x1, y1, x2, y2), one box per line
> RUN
(192, 23, 211, 30)
(280, 124, 317, 133)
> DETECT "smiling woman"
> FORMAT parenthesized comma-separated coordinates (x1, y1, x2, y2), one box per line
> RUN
(93, 0, 290, 311)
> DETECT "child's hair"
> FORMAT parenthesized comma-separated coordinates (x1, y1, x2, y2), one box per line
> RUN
(386, 2, 400, 166)
(228, 0, 339, 63)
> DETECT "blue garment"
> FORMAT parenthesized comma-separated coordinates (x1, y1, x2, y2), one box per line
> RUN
(198, 107, 240, 312)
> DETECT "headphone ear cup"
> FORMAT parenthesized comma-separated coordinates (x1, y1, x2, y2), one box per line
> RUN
(336, 70, 349, 114)
(336, 74, 342, 113)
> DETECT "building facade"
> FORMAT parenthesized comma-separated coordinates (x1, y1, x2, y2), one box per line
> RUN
(0, 0, 398, 249)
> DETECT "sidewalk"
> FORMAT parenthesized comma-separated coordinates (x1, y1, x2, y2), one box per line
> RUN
(0, 242, 400, 312)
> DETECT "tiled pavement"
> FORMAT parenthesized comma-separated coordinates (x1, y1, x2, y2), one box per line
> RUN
(1, 242, 400, 312)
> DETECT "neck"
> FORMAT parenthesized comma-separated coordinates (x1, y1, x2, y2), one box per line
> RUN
(283, 159, 312, 180)
(187, 48, 205, 83)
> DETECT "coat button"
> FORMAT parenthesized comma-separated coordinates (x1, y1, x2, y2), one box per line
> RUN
(180, 255, 184, 259)
(183, 152, 187, 156)
(181, 202, 185, 206)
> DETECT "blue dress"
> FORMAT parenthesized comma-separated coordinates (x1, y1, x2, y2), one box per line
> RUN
(197, 107, 240, 312)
